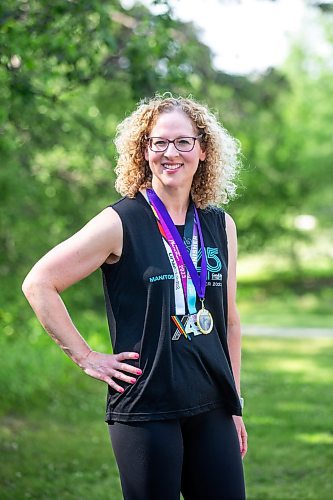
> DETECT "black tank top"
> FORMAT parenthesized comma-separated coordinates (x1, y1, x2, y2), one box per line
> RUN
(101, 192, 242, 422)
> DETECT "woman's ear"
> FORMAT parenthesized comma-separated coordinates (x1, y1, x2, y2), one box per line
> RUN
(144, 147, 149, 162)
(198, 133, 206, 162)
(199, 147, 206, 162)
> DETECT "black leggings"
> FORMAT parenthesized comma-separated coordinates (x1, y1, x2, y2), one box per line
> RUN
(108, 407, 246, 500)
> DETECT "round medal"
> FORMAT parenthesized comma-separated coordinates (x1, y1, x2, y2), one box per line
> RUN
(197, 307, 213, 334)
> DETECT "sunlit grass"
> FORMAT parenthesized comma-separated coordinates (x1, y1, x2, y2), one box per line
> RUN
(1, 332, 333, 499)
(237, 251, 333, 329)
(242, 336, 333, 500)
(296, 433, 333, 445)
(1, 262, 332, 498)
(237, 283, 333, 329)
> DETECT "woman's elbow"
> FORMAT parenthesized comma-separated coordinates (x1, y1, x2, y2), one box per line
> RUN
(22, 272, 39, 300)
(22, 270, 49, 301)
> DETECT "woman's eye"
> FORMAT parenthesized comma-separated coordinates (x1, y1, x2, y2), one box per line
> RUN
(177, 138, 191, 145)
(154, 140, 167, 147)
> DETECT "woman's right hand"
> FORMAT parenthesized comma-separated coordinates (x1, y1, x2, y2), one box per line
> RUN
(80, 351, 142, 393)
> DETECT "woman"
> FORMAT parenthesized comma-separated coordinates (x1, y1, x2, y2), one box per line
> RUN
(23, 95, 247, 499)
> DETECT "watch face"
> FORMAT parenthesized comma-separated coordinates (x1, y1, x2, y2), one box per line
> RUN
(197, 308, 213, 334)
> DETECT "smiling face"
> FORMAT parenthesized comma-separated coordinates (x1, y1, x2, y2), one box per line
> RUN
(144, 110, 206, 193)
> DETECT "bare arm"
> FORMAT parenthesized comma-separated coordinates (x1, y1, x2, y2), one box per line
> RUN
(22, 207, 142, 392)
(225, 212, 248, 458)
(225, 213, 242, 394)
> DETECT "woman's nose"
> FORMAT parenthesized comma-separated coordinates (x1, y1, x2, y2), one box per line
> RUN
(163, 141, 179, 156)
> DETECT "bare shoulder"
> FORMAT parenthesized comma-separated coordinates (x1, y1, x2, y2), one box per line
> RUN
(64, 205, 124, 261)
(90, 207, 123, 263)
(84, 206, 122, 240)
(68, 206, 123, 258)
(86, 205, 121, 227)
(224, 212, 237, 240)
(23, 206, 123, 292)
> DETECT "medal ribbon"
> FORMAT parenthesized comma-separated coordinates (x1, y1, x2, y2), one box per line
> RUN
(148, 197, 197, 315)
(185, 217, 198, 315)
(147, 189, 208, 304)
(148, 201, 186, 314)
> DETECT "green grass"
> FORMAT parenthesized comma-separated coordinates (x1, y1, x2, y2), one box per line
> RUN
(1, 414, 121, 499)
(238, 288, 333, 328)
(242, 336, 333, 499)
(237, 268, 333, 328)
(1, 329, 333, 499)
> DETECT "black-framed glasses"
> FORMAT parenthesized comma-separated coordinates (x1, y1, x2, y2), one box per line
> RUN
(145, 134, 203, 153)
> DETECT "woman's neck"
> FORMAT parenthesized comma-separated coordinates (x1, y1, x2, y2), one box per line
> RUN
(150, 181, 190, 225)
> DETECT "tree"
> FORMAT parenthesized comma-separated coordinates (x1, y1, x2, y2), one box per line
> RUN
(0, 0, 216, 280)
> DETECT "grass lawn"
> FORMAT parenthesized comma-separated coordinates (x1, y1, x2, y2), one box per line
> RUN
(242, 336, 333, 499)
(1, 333, 333, 499)
(237, 269, 333, 329)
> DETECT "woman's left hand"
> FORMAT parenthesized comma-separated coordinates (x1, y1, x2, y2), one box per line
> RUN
(233, 415, 248, 459)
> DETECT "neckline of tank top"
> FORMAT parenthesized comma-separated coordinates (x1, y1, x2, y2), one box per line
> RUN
(137, 190, 190, 227)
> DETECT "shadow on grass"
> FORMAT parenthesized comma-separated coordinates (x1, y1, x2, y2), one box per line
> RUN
(1, 335, 333, 499)
(243, 337, 333, 500)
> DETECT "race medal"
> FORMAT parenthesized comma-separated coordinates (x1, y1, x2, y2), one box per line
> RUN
(197, 300, 213, 334)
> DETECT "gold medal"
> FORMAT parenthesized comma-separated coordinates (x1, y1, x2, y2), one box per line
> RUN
(197, 300, 213, 334)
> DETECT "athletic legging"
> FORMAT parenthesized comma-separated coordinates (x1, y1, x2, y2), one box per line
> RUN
(108, 406, 246, 500)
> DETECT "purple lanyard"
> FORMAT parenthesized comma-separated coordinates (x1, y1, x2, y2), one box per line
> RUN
(147, 189, 208, 300)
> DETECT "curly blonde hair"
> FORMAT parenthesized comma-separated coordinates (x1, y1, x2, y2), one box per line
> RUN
(114, 94, 240, 208)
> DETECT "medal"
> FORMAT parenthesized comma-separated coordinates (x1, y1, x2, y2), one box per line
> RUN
(146, 189, 214, 336)
(197, 300, 213, 334)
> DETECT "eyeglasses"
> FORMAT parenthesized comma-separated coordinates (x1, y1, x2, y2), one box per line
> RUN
(145, 134, 203, 153)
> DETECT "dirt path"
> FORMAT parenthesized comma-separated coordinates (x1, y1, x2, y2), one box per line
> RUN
(242, 325, 333, 338)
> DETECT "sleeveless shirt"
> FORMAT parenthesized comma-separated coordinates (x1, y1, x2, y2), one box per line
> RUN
(101, 192, 242, 422)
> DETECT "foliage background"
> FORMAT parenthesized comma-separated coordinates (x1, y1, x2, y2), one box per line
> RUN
(1, 0, 333, 498)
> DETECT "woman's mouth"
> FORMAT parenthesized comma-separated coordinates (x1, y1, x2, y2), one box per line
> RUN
(162, 163, 183, 171)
